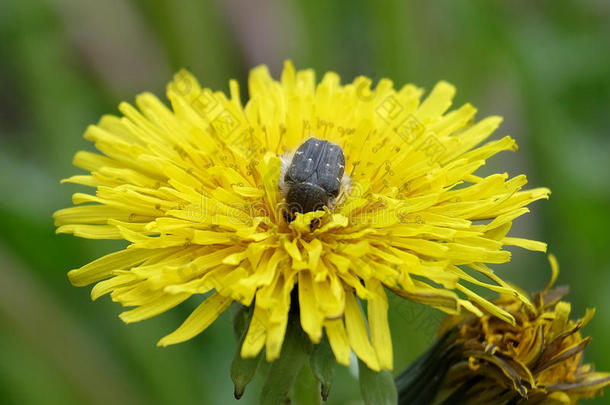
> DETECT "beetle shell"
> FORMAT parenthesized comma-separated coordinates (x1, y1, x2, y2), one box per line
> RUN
(284, 137, 346, 218)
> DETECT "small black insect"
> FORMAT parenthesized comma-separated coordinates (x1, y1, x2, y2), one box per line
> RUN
(282, 137, 346, 222)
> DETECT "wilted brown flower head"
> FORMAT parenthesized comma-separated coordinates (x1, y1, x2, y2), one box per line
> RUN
(397, 256, 610, 405)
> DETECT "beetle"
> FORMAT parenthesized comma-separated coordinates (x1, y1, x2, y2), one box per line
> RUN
(281, 137, 346, 222)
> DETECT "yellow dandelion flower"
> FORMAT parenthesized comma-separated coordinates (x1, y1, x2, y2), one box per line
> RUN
(54, 61, 550, 372)
(397, 255, 610, 404)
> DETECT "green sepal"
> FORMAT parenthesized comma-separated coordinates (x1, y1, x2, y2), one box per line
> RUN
(293, 362, 322, 405)
(260, 313, 313, 405)
(358, 359, 397, 405)
(231, 305, 262, 399)
(309, 333, 335, 401)
(232, 304, 250, 341)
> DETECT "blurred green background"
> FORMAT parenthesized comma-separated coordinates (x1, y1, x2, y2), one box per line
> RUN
(1, 0, 609, 404)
